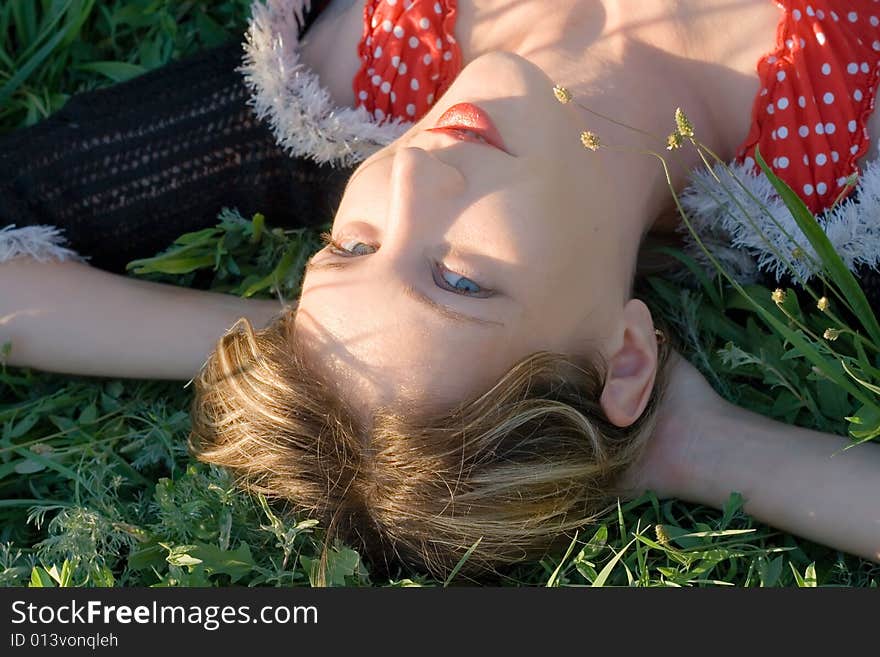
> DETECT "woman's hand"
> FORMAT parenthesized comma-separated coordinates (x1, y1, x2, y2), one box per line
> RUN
(625, 348, 880, 563)
(623, 349, 727, 498)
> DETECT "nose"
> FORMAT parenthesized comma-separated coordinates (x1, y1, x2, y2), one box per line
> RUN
(389, 144, 465, 202)
(383, 145, 464, 252)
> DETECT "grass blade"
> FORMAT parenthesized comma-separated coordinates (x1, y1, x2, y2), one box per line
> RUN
(591, 537, 636, 587)
(14, 0, 75, 64)
(546, 531, 579, 587)
(651, 245, 723, 308)
(442, 537, 482, 587)
(76, 60, 148, 82)
(755, 147, 880, 345)
(0, 25, 70, 108)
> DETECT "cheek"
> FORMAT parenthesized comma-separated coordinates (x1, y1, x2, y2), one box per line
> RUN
(511, 243, 613, 344)
(456, 190, 559, 264)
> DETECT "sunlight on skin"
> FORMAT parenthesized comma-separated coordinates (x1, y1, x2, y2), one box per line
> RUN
(0, 309, 45, 326)
(294, 52, 659, 422)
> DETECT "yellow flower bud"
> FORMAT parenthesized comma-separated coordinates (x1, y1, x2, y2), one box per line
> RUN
(553, 85, 572, 104)
(655, 524, 670, 547)
(817, 297, 829, 312)
(580, 131, 601, 151)
(771, 288, 786, 305)
(666, 131, 683, 150)
(674, 107, 695, 138)
(823, 328, 840, 341)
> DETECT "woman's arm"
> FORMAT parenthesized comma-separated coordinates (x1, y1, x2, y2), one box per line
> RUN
(629, 353, 880, 563)
(0, 258, 283, 381)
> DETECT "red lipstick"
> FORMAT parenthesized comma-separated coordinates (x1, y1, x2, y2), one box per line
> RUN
(427, 102, 510, 153)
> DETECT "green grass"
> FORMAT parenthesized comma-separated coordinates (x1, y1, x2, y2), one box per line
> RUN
(2, 0, 879, 588)
(0, 0, 252, 133)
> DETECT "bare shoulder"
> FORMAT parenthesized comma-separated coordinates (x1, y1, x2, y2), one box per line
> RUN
(297, 0, 363, 108)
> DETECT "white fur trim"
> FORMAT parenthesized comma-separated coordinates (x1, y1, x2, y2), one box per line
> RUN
(240, 0, 409, 167)
(0, 225, 83, 264)
(679, 143, 880, 283)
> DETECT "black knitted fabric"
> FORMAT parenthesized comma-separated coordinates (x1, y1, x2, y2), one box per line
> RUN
(0, 2, 350, 273)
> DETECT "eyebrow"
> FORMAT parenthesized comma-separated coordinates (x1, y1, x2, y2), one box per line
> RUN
(303, 257, 504, 328)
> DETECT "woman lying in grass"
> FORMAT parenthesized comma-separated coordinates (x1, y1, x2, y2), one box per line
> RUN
(3, 0, 880, 579)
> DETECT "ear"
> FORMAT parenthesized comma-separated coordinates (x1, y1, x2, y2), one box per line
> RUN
(599, 299, 658, 428)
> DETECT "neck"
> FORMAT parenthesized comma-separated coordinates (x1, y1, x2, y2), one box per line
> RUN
(484, 0, 781, 232)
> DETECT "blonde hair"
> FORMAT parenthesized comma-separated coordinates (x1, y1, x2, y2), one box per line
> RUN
(189, 308, 669, 581)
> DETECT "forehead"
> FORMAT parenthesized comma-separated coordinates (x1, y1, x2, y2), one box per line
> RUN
(293, 286, 518, 415)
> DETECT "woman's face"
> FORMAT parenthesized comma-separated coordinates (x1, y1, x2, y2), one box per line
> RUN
(295, 52, 650, 418)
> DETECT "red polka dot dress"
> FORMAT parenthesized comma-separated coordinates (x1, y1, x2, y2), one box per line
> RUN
(351, 0, 879, 218)
(738, 0, 880, 214)
(352, 0, 463, 124)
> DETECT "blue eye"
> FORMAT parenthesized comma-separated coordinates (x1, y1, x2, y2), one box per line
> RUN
(434, 263, 493, 297)
(441, 269, 482, 294)
(324, 235, 377, 257)
(321, 233, 492, 298)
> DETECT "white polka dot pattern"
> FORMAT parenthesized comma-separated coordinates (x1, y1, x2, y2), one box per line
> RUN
(353, 0, 462, 124)
(736, 0, 880, 213)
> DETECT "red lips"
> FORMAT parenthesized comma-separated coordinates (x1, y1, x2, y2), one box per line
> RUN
(426, 102, 510, 153)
